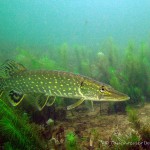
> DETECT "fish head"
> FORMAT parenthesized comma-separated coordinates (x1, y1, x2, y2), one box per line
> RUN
(97, 84, 130, 101)
(81, 79, 130, 101)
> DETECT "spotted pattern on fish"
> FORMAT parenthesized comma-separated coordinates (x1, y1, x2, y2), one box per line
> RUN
(1, 61, 130, 107)
(3, 70, 89, 99)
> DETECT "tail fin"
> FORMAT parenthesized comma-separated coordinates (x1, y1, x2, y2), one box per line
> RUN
(0, 60, 27, 78)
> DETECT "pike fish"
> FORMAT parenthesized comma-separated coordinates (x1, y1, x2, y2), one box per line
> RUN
(0, 60, 130, 110)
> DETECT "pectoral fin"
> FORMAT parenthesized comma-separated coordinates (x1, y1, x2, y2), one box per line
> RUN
(46, 96, 56, 106)
(36, 94, 49, 111)
(67, 98, 85, 110)
(8, 90, 25, 106)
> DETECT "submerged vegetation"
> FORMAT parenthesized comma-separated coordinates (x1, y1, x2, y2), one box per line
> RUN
(65, 131, 78, 150)
(126, 107, 150, 141)
(0, 39, 150, 149)
(5, 39, 149, 105)
(0, 99, 45, 150)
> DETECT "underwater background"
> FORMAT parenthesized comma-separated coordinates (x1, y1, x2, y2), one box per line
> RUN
(0, 0, 150, 150)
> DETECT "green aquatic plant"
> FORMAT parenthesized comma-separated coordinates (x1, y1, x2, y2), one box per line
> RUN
(15, 47, 59, 70)
(109, 67, 123, 91)
(95, 51, 109, 82)
(122, 42, 149, 104)
(0, 117, 27, 148)
(15, 47, 31, 62)
(140, 124, 150, 142)
(59, 43, 69, 69)
(39, 55, 58, 70)
(111, 130, 141, 150)
(15, 48, 38, 68)
(126, 106, 150, 149)
(73, 45, 93, 75)
(0, 99, 45, 150)
(126, 106, 140, 130)
(99, 129, 141, 150)
(80, 60, 91, 76)
(3, 142, 15, 150)
(66, 132, 77, 145)
(105, 38, 119, 68)
(65, 131, 78, 150)
(138, 43, 150, 98)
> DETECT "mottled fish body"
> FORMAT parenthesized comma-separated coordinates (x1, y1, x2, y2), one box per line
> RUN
(0, 60, 130, 110)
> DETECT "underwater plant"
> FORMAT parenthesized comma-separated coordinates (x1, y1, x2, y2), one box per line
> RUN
(0, 99, 45, 150)
(65, 131, 78, 150)
(39, 55, 58, 70)
(3, 142, 15, 150)
(104, 38, 119, 68)
(122, 42, 149, 104)
(139, 124, 150, 142)
(15, 47, 39, 69)
(72, 45, 94, 76)
(59, 43, 69, 70)
(126, 106, 150, 149)
(80, 60, 91, 76)
(109, 66, 120, 87)
(111, 129, 141, 150)
(126, 106, 140, 130)
(15, 47, 61, 71)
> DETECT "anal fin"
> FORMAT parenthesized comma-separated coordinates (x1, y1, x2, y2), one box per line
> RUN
(9, 90, 25, 106)
(36, 94, 49, 111)
(67, 98, 85, 110)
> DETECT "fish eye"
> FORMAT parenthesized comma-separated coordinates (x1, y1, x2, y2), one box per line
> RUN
(100, 86, 105, 93)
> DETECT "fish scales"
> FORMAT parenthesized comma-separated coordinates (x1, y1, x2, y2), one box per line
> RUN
(0, 60, 130, 110)
(4, 70, 85, 98)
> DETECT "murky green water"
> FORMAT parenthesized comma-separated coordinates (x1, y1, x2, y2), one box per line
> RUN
(0, 1, 150, 149)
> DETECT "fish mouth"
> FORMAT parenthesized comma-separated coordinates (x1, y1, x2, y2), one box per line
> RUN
(100, 89, 130, 102)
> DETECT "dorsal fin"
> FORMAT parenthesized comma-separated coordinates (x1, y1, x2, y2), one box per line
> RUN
(0, 60, 27, 78)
